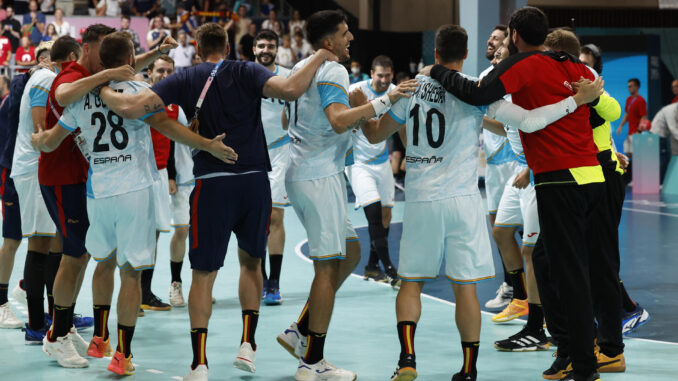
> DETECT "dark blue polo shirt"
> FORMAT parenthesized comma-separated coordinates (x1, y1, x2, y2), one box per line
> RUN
(0, 74, 29, 169)
(152, 60, 274, 178)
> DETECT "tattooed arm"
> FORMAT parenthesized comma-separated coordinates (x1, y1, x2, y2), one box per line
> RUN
(99, 87, 166, 120)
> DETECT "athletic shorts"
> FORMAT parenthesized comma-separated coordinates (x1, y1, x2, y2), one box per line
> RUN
(399, 193, 495, 283)
(269, 145, 290, 207)
(152, 168, 171, 232)
(494, 167, 540, 246)
(485, 161, 516, 215)
(287, 172, 358, 261)
(0, 166, 22, 240)
(40, 183, 89, 257)
(12, 172, 56, 238)
(87, 186, 156, 270)
(171, 184, 193, 228)
(345, 161, 395, 210)
(623, 134, 634, 154)
(189, 173, 271, 271)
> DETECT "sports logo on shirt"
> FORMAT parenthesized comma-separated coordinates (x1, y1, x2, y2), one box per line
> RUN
(406, 155, 444, 164)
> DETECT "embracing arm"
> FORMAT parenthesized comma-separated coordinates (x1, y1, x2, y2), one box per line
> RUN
(31, 123, 70, 152)
(482, 117, 506, 136)
(429, 65, 508, 106)
(261, 49, 337, 101)
(325, 102, 377, 134)
(100, 87, 165, 120)
(361, 112, 405, 144)
(54, 65, 135, 107)
(591, 92, 621, 122)
(31, 106, 46, 134)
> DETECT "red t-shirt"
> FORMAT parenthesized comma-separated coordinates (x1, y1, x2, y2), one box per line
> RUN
(38, 61, 90, 186)
(625, 95, 647, 135)
(672, 95, 678, 104)
(15, 46, 35, 73)
(150, 104, 178, 170)
(0, 37, 11, 65)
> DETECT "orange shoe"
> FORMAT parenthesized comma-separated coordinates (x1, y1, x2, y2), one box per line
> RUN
(597, 352, 626, 373)
(107, 351, 134, 376)
(87, 336, 113, 358)
(491, 298, 528, 323)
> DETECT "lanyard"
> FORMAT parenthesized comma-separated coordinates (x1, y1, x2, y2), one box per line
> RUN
(191, 59, 223, 132)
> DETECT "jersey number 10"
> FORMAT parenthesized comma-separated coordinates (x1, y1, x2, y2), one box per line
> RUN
(409, 104, 445, 148)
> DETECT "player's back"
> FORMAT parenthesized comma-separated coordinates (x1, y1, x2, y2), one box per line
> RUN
(348, 79, 395, 164)
(390, 75, 484, 202)
(60, 80, 157, 199)
(261, 65, 291, 149)
(287, 59, 351, 181)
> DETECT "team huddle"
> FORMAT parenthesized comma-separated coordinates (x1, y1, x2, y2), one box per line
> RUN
(0, 5, 649, 381)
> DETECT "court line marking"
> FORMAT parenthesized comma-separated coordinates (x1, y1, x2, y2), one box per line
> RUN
(622, 207, 678, 218)
(294, 231, 678, 347)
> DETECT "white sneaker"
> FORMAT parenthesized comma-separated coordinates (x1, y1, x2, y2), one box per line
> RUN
(295, 358, 357, 381)
(233, 342, 256, 373)
(183, 364, 209, 381)
(0, 302, 23, 328)
(12, 284, 26, 305)
(42, 334, 89, 368)
(277, 322, 307, 359)
(69, 326, 89, 357)
(484, 282, 513, 310)
(169, 281, 186, 307)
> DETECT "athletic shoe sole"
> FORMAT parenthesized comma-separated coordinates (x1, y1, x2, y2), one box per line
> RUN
(495, 343, 550, 352)
(392, 367, 417, 381)
(276, 336, 299, 359)
(233, 357, 256, 373)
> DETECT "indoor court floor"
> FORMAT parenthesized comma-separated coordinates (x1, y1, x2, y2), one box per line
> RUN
(1, 188, 677, 380)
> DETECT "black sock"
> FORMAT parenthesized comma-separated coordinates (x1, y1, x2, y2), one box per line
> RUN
(508, 268, 527, 300)
(24, 250, 47, 330)
(365, 202, 394, 270)
(304, 331, 326, 365)
(366, 247, 379, 269)
(268, 255, 282, 283)
(619, 280, 636, 312)
(0, 283, 8, 305)
(93, 305, 111, 340)
(170, 261, 183, 284)
(526, 303, 544, 332)
(116, 324, 135, 357)
(190, 328, 208, 370)
(460, 341, 480, 375)
(45, 252, 61, 319)
(68, 303, 75, 327)
(261, 256, 268, 281)
(297, 300, 309, 336)
(240, 310, 259, 350)
(49, 304, 71, 340)
(502, 260, 511, 287)
(397, 321, 417, 366)
(141, 268, 154, 296)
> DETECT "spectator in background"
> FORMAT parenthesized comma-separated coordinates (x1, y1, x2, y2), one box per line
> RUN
(0, 34, 11, 67)
(95, 0, 122, 16)
(147, 15, 171, 50)
(0, 3, 6, 21)
(120, 14, 143, 54)
(348, 59, 369, 84)
(42, 23, 57, 40)
(580, 43, 602, 75)
(238, 22, 256, 61)
(23, 0, 46, 46)
(651, 101, 678, 155)
(39, 0, 56, 14)
(395, 71, 410, 84)
(133, 0, 160, 18)
(671, 79, 678, 104)
(261, 9, 282, 34)
(259, 0, 273, 17)
(2, 7, 21, 51)
(617, 78, 648, 157)
(276, 33, 294, 68)
(54, 0, 73, 16)
(169, 3, 197, 38)
(52, 8, 71, 36)
(169, 30, 194, 71)
(233, 4, 251, 47)
(15, 36, 36, 72)
(288, 9, 305, 37)
(290, 28, 311, 61)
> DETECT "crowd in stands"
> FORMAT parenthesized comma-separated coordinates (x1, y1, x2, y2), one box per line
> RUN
(0, 0, 315, 75)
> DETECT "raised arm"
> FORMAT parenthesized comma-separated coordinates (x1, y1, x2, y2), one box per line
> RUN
(54, 65, 135, 107)
(261, 49, 337, 101)
(134, 36, 178, 72)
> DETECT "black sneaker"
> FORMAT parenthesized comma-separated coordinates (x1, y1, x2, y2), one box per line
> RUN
(390, 354, 417, 381)
(141, 292, 171, 311)
(494, 325, 550, 352)
(384, 266, 402, 289)
(451, 370, 476, 381)
(560, 372, 600, 381)
(542, 352, 572, 380)
(363, 266, 389, 283)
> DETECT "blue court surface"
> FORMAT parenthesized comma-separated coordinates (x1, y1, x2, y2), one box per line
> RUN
(1, 189, 677, 380)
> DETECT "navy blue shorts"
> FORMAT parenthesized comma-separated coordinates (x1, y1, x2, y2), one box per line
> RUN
(0, 166, 21, 240)
(40, 183, 89, 258)
(189, 173, 272, 272)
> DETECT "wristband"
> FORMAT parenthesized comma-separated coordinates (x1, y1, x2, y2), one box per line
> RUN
(370, 94, 391, 116)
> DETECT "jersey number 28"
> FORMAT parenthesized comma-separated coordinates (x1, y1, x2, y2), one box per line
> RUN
(92, 111, 129, 152)
(409, 104, 445, 148)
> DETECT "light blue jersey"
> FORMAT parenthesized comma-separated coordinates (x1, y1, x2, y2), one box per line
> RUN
(347, 79, 395, 165)
(172, 106, 194, 185)
(11, 68, 55, 178)
(286, 58, 351, 181)
(479, 66, 516, 166)
(58, 80, 158, 199)
(389, 75, 485, 202)
(261, 65, 291, 149)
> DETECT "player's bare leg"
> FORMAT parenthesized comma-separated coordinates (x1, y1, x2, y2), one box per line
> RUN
(0, 238, 22, 329)
(234, 249, 262, 372)
(491, 226, 528, 323)
(263, 207, 284, 305)
(451, 283, 481, 380)
(106, 265, 142, 376)
(188, 270, 217, 328)
(337, 240, 361, 289)
(169, 226, 189, 306)
(392, 281, 424, 379)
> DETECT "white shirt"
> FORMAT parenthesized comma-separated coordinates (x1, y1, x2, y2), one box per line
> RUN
(261, 65, 291, 149)
(651, 103, 678, 155)
(389, 75, 485, 202)
(479, 65, 515, 166)
(275, 46, 294, 68)
(97, 0, 121, 17)
(58, 80, 158, 199)
(286, 58, 351, 182)
(169, 44, 195, 68)
(11, 68, 55, 178)
(53, 21, 71, 37)
(348, 79, 396, 165)
(291, 40, 312, 61)
(172, 106, 194, 185)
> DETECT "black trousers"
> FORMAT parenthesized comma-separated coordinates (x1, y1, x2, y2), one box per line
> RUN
(531, 176, 622, 376)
